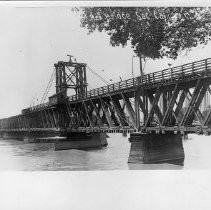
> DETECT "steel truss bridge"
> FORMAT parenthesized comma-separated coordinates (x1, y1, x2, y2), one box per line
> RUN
(0, 58, 211, 136)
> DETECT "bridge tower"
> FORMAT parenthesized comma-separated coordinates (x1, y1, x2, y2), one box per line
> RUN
(52, 55, 87, 102)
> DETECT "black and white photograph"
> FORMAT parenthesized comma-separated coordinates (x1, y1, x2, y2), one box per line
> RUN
(0, 1, 211, 209)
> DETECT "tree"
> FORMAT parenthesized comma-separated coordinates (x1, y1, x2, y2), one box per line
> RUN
(76, 7, 211, 60)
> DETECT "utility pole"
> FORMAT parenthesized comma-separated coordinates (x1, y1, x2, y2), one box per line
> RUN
(132, 55, 136, 78)
(139, 55, 143, 76)
(132, 55, 144, 77)
(134, 55, 144, 131)
(139, 54, 147, 125)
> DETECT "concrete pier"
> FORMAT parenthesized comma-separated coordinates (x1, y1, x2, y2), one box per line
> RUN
(2, 131, 25, 140)
(31, 132, 108, 150)
(0, 131, 108, 151)
(128, 133, 185, 164)
(55, 132, 108, 150)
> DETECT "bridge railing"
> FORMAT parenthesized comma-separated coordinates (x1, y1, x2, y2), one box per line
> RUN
(68, 58, 211, 102)
(21, 102, 50, 114)
(22, 58, 211, 109)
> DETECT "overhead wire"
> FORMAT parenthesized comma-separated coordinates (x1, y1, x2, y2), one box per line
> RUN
(40, 69, 55, 104)
(86, 65, 109, 85)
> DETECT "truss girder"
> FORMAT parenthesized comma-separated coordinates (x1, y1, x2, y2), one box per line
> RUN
(89, 100, 103, 127)
(83, 101, 94, 128)
(174, 89, 187, 120)
(121, 93, 136, 127)
(162, 91, 179, 125)
(145, 87, 163, 126)
(162, 83, 180, 126)
(180, 79, 203, 126)
(1, 75, 211, 135)
(100, 99, 114, 127)
(110, 95, 128, 127)
(186, 83, 209, 125)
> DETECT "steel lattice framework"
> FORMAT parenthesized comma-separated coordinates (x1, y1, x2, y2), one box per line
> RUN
(0, 58, 211, 135)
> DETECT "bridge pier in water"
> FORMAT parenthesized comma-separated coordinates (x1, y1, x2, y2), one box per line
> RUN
(128, 132, 185, 164)
(2, 131, 28, 140)
(55, 132, 108, 150)
(0, 130, 108, 150)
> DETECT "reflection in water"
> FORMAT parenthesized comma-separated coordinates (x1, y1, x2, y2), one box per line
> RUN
(0, 133, 210, 170)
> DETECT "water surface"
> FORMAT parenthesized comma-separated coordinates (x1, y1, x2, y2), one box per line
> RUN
(0, 133, 210, 170)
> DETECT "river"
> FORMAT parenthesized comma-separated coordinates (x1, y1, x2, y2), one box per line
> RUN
(0, 133, 210, 170)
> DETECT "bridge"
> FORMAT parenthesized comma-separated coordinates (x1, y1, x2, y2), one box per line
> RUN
(0, 57, 211, 164)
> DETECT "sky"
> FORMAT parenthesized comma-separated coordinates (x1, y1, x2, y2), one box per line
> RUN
(1, 2, 211, 117)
